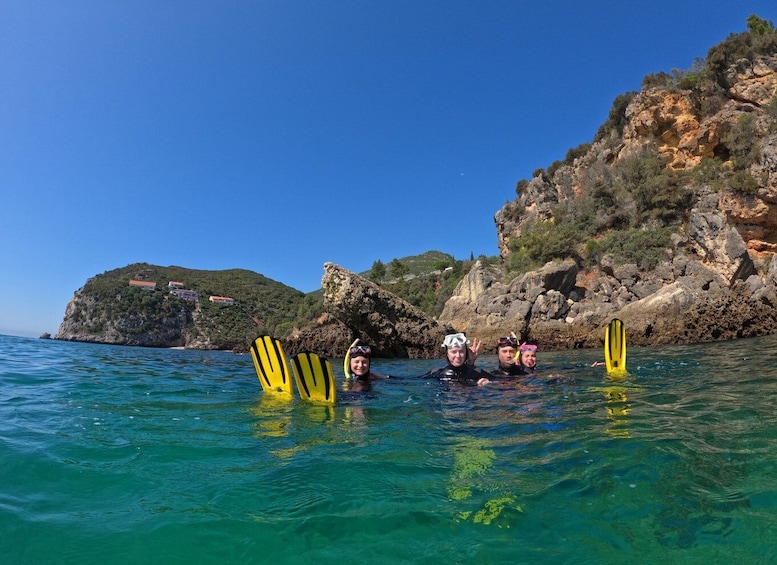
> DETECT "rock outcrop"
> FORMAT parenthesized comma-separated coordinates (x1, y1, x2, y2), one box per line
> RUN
(283, 263, 454, 358)
(687, 210, 757, 283)
(726, 55, 777, 106)
(436, 213, 777, 352)
(281, 312, 355, 359)
(439, 259, 578, 339)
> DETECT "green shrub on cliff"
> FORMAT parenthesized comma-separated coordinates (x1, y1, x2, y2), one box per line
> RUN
(692, 157, 726, 187)
(507, 219, 588, 273)
(614, 148, 692, 224)
(767, 96, 777, 132)
(642, 72, 675, 90)
(500, 200, 525, 223)
(594, 91, 637, 141)
(706, 15, 777, 88)
(586, 227, 673, 270)
(723, 113, 762, 171)
(727, 170, 760, 195)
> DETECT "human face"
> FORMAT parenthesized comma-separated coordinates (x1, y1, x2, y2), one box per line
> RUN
(350, 356, 370, 377)
(520, 349, 537, 369)
(446, 346, 467, 367)
(497, 346, 517, 367)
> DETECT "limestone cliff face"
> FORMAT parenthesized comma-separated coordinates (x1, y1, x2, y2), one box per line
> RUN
(56, 287, 193, 347)
(496, 55, 777, 259)
(727, 56, 777, 105)
(622, 89, 709, 169)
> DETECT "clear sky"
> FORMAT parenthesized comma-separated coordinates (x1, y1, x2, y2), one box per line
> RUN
(2, 1, 776, 338)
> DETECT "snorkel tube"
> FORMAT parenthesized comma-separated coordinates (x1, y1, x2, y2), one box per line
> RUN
(344, 339, 359, 379)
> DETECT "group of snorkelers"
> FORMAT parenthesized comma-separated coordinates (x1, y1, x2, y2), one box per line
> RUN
(345, 332, 538, 388)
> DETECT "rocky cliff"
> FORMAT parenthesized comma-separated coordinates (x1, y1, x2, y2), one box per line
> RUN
(56, 287, 194, 348)
(439, 43, 777, 352)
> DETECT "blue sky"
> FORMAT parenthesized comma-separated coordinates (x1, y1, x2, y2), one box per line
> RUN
(2, 1, 776, 338)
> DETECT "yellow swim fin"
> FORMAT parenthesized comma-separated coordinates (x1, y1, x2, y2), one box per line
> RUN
(604, 318, 627, 377)
(291, 352, 336, 404)
(250, 336, 293, 397)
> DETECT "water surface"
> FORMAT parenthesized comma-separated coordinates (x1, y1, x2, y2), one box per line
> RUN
(2, 334, 776, 563)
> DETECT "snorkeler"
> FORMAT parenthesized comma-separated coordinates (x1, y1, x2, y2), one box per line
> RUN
(345, 340, 389, 379)
(516, 342, 538, 373)
(423, 333, 491, 386)
(490, 335, 526, 377)
(344, 340, 388, 392)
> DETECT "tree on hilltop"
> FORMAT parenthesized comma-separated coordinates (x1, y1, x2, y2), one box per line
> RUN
(388, 258, 409, 280)
(369, 259, 386, 283)
(747, 14, 774, 35)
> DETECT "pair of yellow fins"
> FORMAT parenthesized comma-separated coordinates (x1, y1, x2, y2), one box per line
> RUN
(249, 336, 336, 404)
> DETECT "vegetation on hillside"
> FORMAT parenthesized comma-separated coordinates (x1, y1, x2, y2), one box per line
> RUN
(288, 251, 489, 324)
(509, 144, 693, 273)
(365, 251, 477, 316)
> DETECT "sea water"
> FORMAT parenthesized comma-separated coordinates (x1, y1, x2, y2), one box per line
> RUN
(2, 333, 777, 564)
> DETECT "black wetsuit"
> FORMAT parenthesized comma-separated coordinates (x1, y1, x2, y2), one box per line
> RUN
(347, 371, 389, 380)
(490, 363, 526, 378)
(346, 371, 389, 392)
(424, 364, 492, 386)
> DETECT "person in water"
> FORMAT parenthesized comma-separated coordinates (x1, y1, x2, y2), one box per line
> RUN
(517, 342, 538, 373)
(490, 335, 526, 377)
(424, 332, 491, 386)
(344, 340, 388, 392)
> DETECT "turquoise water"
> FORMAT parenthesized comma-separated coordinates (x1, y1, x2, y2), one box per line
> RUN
(2, 334, 777, 564)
